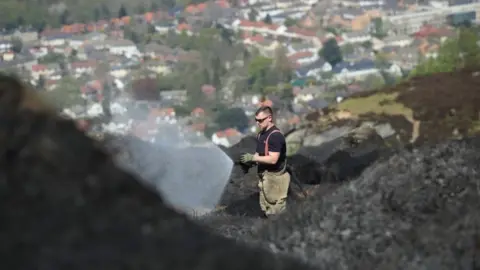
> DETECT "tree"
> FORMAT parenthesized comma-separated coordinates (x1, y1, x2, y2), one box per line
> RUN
(41, 77, 83, 109)
(321, 71, 334, 81)
(37, 75, 46, 90)
(11, 37, 22, 53)
(218, 25, 234, 45)
(59, 61, 69, 77)
(151, 2, 159, 11)
(215, 107, 249, 131)
(158, 74, 182, 91)
(371, 18, 387, 39)
(38, 52, 65, 64)
(118, 4, 128, 18)
(374, 52, 390, 69)
(273, 45, 292, 83)
(123, 24, 142, 44)
(248, 9, 258, 21)
(184, 69, 208, 108)
(284, 17, 297, 27)
(69, 49, 78, 61)
(362, 40, 373, 49)
(94, 7, 101, 21)
(59, 9, 71, 25)
(364, 74, 385, 90)
(101, 4, 111, 19)
(458, 26, 480, 68)
(131, 77, 160, 101)
(102, 80, 113, 120)
(136, 4, 146, 14)
(147, 23, 156, 34)
(325, 27, 339, 35)
(409, 38, 460, 78)
(16, 16, 25, 27)
(211, 56, 224, 90)
(247, 56, 273, 94)
(320, 38, 343, 67)
(341, 43, 355, 55)
(263, 14, 272, 24)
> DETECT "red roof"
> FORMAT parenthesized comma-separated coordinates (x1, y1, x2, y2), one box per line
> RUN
(177, 23, 191, 32)
(201, 84, 216, 95)
(188, 123, 206, 132)
(413, 25, 453, 38)
(287, 26, 317, 37)
(149, 108, 175, 119)
(185, 3, 207, 13)
(216, 0, 230, 8)
(192, 107, 205, 115)
(238, 20, 280, 31)
(320, 36, 343, 44)
(245, 34, 265, 43)
(215, 128, 241, 138)
(288, 51, 314, 61)
(31, 64, 47, 72)
(71, 60, 97, 69)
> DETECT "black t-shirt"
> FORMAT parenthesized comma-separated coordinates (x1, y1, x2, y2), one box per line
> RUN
(255, 126, 287, 174)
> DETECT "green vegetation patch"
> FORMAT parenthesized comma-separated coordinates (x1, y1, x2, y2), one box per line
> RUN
(336, 92, 414, 121)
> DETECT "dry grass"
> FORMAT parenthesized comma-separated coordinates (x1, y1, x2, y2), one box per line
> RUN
(335, 92, 414, 122)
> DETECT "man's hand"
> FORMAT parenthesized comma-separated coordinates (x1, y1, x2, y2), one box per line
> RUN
(240, 153, 255, 164)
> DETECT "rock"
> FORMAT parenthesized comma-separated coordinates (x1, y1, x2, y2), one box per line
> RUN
(289, 125, 389, 185)
(286, 122, 396, 152)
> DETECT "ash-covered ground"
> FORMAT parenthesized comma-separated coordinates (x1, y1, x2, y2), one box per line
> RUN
(93, 123, 480, 270)
(203, 137, 480, 270)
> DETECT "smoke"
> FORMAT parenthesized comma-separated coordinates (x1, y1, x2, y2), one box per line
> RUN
(110, 104, 234, 217)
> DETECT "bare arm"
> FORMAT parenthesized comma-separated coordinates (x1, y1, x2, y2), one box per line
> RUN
(253, 152, 279, 165)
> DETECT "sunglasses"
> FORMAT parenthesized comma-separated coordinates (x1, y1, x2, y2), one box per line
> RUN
(255, 116, 270, 123)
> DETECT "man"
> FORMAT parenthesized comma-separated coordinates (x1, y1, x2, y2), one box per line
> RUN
(240, 106, 291, 217)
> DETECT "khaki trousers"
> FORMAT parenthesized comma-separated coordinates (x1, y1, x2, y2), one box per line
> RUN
(258, 170, 291, 216)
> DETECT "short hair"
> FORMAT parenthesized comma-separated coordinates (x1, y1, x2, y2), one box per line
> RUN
(255, 106, 273, 116)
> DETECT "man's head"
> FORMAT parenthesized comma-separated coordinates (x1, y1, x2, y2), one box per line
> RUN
(255, 106, 274, 131)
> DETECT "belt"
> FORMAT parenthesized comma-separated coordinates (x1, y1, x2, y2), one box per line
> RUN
(258, 162, 287, 178)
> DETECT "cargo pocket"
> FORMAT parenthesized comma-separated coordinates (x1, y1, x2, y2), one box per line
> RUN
(262, 172, 290, 205)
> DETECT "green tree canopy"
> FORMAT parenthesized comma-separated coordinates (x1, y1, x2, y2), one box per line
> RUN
(214, 107, 249, 131)
(320, 38, 343, 67)
(410, 27, 480, 77)
(41, 77, 83, 109)
(263, 14, 272, 24)
(118, 4, 128, 18)
(247, 56, 273, 94)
